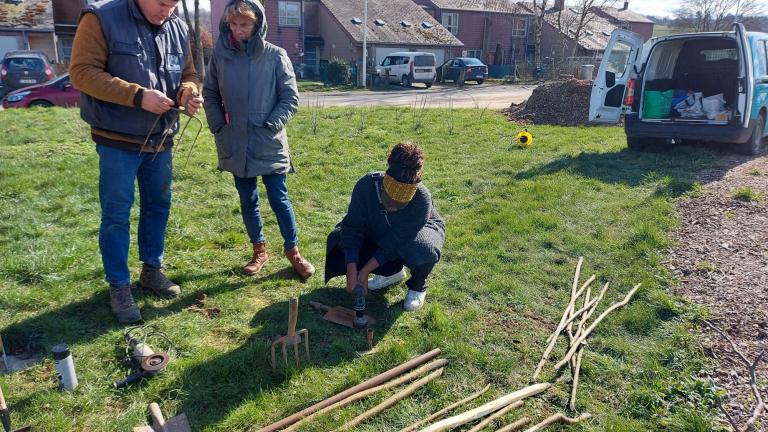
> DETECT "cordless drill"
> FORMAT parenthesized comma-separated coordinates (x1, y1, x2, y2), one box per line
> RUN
(353, 284, 368, 328)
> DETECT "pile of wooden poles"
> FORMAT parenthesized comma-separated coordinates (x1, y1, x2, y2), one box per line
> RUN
(259, 257, 642, 431)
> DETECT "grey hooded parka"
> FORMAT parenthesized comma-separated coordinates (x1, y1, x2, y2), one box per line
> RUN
(202, 0, 299, 178)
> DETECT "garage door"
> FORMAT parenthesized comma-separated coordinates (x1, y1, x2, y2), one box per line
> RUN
(0, 36, 20, 59)
(373, 46, 447, 67)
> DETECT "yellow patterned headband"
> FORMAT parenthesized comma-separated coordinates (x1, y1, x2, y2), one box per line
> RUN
(383, 174, 418, 204)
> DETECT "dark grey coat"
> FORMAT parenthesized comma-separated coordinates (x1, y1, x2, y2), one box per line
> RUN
(202, 0, 299, 177)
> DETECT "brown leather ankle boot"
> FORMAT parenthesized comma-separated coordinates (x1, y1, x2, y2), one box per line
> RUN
(244, 243, 269, 275)
(285, 246, 315, 280)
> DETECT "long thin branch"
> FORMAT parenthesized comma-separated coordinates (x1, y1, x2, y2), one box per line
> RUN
(569, 348, 585, 412)
(573, 282, 609, 341)
(744, 351, 766, 430)
(569, 283, 593, 411)
(566, 257, 584, 344)
(496, 417, 532, 432)
(716, 396, 741, 432)
(418, 383, 552, 432)
(702, 320, 767, 431)
(523, 412, 592, 431)
(399, 384, 491, 432)
(532, 275, 596, 381)
(337, 368, 444, 431)
(286, 359, 449, 431)
(466, 401, 523, 432)
(554, 284, 641, 371)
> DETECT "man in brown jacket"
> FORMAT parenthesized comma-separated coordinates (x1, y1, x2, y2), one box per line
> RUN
(70, 0, 202, 323)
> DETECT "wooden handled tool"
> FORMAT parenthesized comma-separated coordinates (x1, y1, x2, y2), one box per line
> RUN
(270, 298, 310, 371)
(0, 385, 30, 432)
(0, 383, 11, 432)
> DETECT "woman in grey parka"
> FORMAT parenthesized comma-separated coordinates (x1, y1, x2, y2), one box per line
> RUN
(203, 0, 315, 279)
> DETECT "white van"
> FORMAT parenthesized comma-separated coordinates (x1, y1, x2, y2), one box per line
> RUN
(590, 23, 768, 154)
(374, 52, 436, 88)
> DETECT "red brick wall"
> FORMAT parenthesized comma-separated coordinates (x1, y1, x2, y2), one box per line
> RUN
(435, 10, 528, 63)
(210, 0, 304, 63)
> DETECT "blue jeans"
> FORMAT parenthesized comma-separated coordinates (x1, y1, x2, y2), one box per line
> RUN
(234, 174, 298, 250)
(97, 145, 172, 286)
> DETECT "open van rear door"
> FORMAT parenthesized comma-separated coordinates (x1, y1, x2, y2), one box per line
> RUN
(589, 30, 644, 123)
(734, 22, 753, 127)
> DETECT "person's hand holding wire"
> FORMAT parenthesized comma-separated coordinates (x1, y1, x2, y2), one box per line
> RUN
(141, 89, 175, 114)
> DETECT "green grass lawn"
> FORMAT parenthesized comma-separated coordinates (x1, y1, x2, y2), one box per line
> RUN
(0, 106, 723, 431)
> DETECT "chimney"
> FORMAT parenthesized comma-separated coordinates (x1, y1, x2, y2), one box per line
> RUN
(554, 0, 565, 10)
(621, 1, 629, 10)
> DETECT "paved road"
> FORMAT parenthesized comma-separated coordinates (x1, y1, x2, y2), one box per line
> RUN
(299, 83, 535, 110)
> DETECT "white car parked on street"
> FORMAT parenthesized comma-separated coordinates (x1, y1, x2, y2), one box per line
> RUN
(374, 52, 436, 88)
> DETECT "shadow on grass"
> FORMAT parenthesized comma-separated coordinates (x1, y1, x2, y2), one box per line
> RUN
(514, 146, 723, 197)
(174, 286, 404, 430)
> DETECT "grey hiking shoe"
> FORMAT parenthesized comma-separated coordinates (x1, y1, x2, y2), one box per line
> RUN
(110, 284, 142, 324)
(139, 264, 181, 298)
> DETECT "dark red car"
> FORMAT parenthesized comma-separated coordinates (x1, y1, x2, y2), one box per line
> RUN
(2, 74, 80, 109)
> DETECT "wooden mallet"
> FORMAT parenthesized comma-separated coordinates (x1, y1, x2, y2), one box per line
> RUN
(271, 298, 310, 370)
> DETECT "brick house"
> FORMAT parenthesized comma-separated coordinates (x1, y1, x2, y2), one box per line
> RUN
(210, 0, 305, 63)
(414, 0, 532, 65)
(0, 0, 57, 61)
(590, 1, 653, 41)
(519, 1, 617, 59)
(315, 0, 462, 77)
(211, 0, 462, 81)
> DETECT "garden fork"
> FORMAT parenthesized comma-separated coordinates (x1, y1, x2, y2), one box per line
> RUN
(271, 298, 310, 370)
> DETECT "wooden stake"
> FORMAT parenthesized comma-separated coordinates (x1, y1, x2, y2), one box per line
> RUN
(554, 284, 641, 371)
(399, 384, 491, 432)
(336, 368, 444, 431)
(496, 417, 531, 432)
(418, 383, 552, 432)
(258, 348, 441, 432)
(523, 412, 592, 431)
(566, 257, 584, 345)
(285, 359, 449, 432)
(568, 348, 585, 412)
(569, 282, 593, 411)
(532, 275, 595, 382)
(466, 401, 523, 432)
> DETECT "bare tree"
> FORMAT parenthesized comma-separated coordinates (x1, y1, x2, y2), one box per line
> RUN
(554, 0, 616, 57)
(673, 0, 765, 32)
(532, 0, 550, 70)
(180, 0, 205, 83)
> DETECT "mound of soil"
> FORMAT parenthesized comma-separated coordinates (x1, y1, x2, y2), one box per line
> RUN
(504, 79, 593, 126)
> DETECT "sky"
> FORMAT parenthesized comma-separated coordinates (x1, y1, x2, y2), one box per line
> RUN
(195, 0, 768, 18)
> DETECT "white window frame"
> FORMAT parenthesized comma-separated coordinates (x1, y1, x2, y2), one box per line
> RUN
(279, 1, 301, 27)
(465, 49, 482, 59)
(442, 12, 459, 35)
(514, 18, 527, 37)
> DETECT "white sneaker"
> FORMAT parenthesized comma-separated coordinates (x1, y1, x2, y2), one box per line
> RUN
(368, 268, 407, 291)
(404, 290, 427, 311)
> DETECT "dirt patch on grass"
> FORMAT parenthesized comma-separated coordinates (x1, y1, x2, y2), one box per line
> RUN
(666, 152, 768, 427)
(185, 293, 222, 319)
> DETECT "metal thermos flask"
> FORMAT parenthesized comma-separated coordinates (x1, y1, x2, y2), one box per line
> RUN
(52, 343, 78, 391)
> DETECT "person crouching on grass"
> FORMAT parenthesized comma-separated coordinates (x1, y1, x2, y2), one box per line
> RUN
(324, 143, 445, 311)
